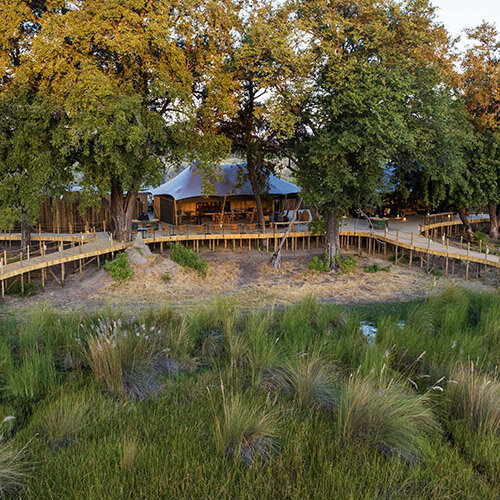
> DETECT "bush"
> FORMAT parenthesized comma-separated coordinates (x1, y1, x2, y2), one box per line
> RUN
(308, 255, 330, 273)
(162, 271, 171, 283)
(5, 280, 40, 297)
(335, 254, 358, 274)
(104, 253, 132, 282)
(474, 230, 488, 246)
(169, 244, 208, 277)
(364, 263, 391, 273)
(335, 377, 438, 462)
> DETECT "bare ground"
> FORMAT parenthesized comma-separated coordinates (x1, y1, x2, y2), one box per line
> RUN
(1, 247, 496, 315)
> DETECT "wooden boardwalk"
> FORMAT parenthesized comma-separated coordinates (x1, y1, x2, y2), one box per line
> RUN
(0, 212, 498, 299)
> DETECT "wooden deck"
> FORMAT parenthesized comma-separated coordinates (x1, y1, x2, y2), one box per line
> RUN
(0, 212, 498, 299)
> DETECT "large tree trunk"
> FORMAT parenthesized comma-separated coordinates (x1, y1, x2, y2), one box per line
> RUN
(326, 208, 341, 268)
(488, 200, 499, 240)
(20, 218, 31, 252)
(247, 159, 266, 233)
(110, 180, 136, 242)
(458, 208, 474, 241)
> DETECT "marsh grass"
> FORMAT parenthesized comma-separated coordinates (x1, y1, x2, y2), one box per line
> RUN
(335, 376, 438, 462)
(6, 354, 57, 403)
(213, 386, 279, 465)
(0, 443, 27, 496)
(263, 352, 338, 410)
(446, 362, 500, 433)
(0, 288, 499, 497)
(39, 394, 90, 448)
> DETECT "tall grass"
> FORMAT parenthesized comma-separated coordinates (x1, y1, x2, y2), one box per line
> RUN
(264, 352, 337, 410)
(213, 387, 279, 465)
(335, 377, 438, 462)
(0, 443, 27, 496)
(446, 362, 500, 433)
(83, 318, 157, 398)
(5, 354, 57, 402)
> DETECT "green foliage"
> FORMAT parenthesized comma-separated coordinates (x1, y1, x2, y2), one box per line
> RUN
(104, 253, 132, 283)
(169, 244, 208, 277)
(474, 230, 489, 245)
(162, 271, 171, 283)
(5, 281, 41, 298)
(335, 255, 358, 274)
(431, 270, 442, 277)
(364, 263, 392, 273)
(307, 255, 330, 273)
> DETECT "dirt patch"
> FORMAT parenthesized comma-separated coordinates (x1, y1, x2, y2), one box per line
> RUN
(2, 248, 496, 314)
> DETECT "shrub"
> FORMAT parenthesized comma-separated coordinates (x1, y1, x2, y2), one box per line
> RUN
(336, 254, 358, 274)
(364, 263, 391, 273)
(5, 280, 40, 297)
(264, 353, 337, 410)
(213, 389, 279, 465)
(169, 243, 208, 277)
(335, 377, 438, 462)
(308, 255, 330, 273)
(474, 230, 488, 246)
(446, 362, 500, 434)
(104, 253, 132, 282)
(162, 271, 171, 283)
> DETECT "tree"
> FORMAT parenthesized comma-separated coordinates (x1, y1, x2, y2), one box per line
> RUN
(219, 0, 308, 232)
(461, 22, 500, 239)
(26, 0, 235, 241)
(0, 89, 69, 250)
(292, 0, 456, 265)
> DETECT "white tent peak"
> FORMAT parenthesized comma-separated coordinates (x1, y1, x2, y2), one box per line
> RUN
(151, 163, 300, 200)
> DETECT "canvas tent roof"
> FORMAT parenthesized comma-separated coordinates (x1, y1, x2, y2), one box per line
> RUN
(151, 163, 300, 201)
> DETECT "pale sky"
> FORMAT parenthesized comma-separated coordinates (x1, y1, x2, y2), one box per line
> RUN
(431, 0, 500, 46)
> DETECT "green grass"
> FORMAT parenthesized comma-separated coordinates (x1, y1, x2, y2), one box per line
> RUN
(0, 288, 499, 497)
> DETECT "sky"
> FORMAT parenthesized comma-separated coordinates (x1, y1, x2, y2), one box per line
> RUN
(431, 0, 500, 46)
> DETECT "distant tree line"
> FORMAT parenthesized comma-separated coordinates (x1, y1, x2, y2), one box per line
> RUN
(0, 0, 498, 263)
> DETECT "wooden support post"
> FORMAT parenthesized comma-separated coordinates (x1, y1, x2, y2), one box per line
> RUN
(21, 273, 24, 297)
(1, 279, 4, 302)
(232, 239, 235, 251)
(308, 235, 310, 250)
(427, 237, 431, 273)
(395, 229, 399, 264)
(358, 233, 361, 254)
(466, 243, 470, 280)
(409, 233, 413, 268)
(445, 239, 449, 276)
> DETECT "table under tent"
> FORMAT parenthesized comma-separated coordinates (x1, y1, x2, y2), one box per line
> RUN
(151, 164, 304, 231)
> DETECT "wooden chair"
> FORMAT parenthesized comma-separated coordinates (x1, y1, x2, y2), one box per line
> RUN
(247, 224, 257, 233)
(229, 224, 239, 233)
(195, 225, 205, 234)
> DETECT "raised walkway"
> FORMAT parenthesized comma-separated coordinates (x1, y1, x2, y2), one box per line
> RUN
(0, 212, 498, 298)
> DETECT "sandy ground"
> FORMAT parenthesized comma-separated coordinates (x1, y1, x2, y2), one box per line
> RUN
(1, 247, 495, 315)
